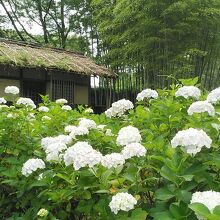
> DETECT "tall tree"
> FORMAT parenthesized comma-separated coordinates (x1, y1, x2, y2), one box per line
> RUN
(0, 0, 93, 50)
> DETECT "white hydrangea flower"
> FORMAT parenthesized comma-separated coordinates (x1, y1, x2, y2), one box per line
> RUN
(112, 99, 133, 112)
(116, 126, 142, 146)
(187, 101, 215, 116)
(0, 105, 9, 109)
(175, 86, 201, 99)
(105, 108, 115, 118)
(42, 116, 51, 121)
(21, 158, 45, 176)
(85, 108, 94, 113)
(136, 88, 158, 101)
(97, 125, 106, 130)
(191, 191, 220, 220)
(56, 98, 68, 104)
(41, 137, 56, 150)
(37, 208, 49, 217)
(64, 125, 77, 133)
(109, 192, 137, 214)
(101, 153, 125, 169)
(105, 99, 134, 118)
(46, 151, 60, 161)
(63, 141, 102, 170)
(45, 142, 67, 162)
(207, 87, 220, 104)
(69, 126, 89, 138)
(7, 113, 15, 119)
(105, 129, 113, 136)
(41, 135, 72, 150)
(38, 106, 49, 112)
(78, 118, 96, 129)
(5, 86, 19, 95)
(45, 143, 67, 154)
(56, 135, 72, 145)
(16, 97, 36, 109)
(63, 147, 74, 166)
(62, 105, 72, 111)
(171, 128, 212, 155)
(121, 143, 147, 159)
(0, 97, 6, 104)
(27, 113, 35, 121)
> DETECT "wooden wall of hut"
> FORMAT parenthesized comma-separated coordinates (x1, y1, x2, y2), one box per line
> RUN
(91, 74, 141, 113)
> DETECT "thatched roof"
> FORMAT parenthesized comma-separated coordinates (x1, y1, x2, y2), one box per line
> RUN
(0, 39, 115, 77)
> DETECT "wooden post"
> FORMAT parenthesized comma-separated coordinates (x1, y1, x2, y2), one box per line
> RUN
(49, 70, 53, 100)
(88, 76, 92, 106)
(106, 77, 109, 108)
(93, 75, 97, 106)
(109, 78, 112, 107)
(113, 77, 116, 102)
(19, 68, 23, 96)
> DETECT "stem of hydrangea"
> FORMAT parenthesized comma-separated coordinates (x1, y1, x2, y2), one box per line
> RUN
(90, 167, 98, 178)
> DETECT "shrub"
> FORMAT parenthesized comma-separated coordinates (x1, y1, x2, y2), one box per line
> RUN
(1, 80, 220, 219)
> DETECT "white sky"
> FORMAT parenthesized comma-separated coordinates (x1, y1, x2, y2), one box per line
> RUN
(0, 5, 43, 35)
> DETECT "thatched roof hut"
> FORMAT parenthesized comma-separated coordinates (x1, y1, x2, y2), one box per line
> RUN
(0, 39, 115, 106)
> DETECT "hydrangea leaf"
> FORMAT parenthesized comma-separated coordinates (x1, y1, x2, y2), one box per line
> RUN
(212, 205, 220, 216)
(130, 208, 148, 220)
(155, 187, 175, 201)
(189, 202, 210, 218)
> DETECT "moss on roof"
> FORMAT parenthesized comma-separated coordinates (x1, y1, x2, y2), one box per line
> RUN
(0, 39, 115, 77)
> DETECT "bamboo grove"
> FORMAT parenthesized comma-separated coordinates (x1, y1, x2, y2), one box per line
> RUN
(92, 0, 220, 97)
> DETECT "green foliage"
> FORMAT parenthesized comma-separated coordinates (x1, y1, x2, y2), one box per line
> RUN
(179, 77, 199, 86)
(1, 80, 220, 219)
(92, 0, 220, 88)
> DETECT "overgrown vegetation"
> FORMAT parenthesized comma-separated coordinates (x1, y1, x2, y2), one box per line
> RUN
(1, 79, 220, 219)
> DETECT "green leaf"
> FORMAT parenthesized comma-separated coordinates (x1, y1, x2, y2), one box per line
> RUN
(93, 198, 109, 217)
(115, 165, 124, 175)
(56, 173, 74, 185)
(160, 166, 178, 184)
(212, 157, 220, 169)
(76, 200, 94, 214)
(123, 164, 138, 182)
(130, 208, 148, 220)
(100, 169, 113, 187)
(206, 214, 220, 220)
(27, 181, 48, 189)
(66, 202, 71, 212)
(151, 211, 173, 220)
(175, 189, 192, 203)
(82, 190, 91, 200)
(180, 175, 194, 181)
(155, 188, 175, 201)
(212, 205, 220, 216)
(94, 190, 109, 194)
(159, 123, 168, 132)
(179, 77, 199, 86)
(189, 203, 210, 218)
(169, 203, 182, 218)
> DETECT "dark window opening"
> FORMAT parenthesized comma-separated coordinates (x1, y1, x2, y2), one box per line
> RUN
(52, 80, 74, 104)
(22, 81, 46, 104)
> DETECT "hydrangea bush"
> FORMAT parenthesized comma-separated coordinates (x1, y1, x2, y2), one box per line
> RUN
(1, 79, 220, 219)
